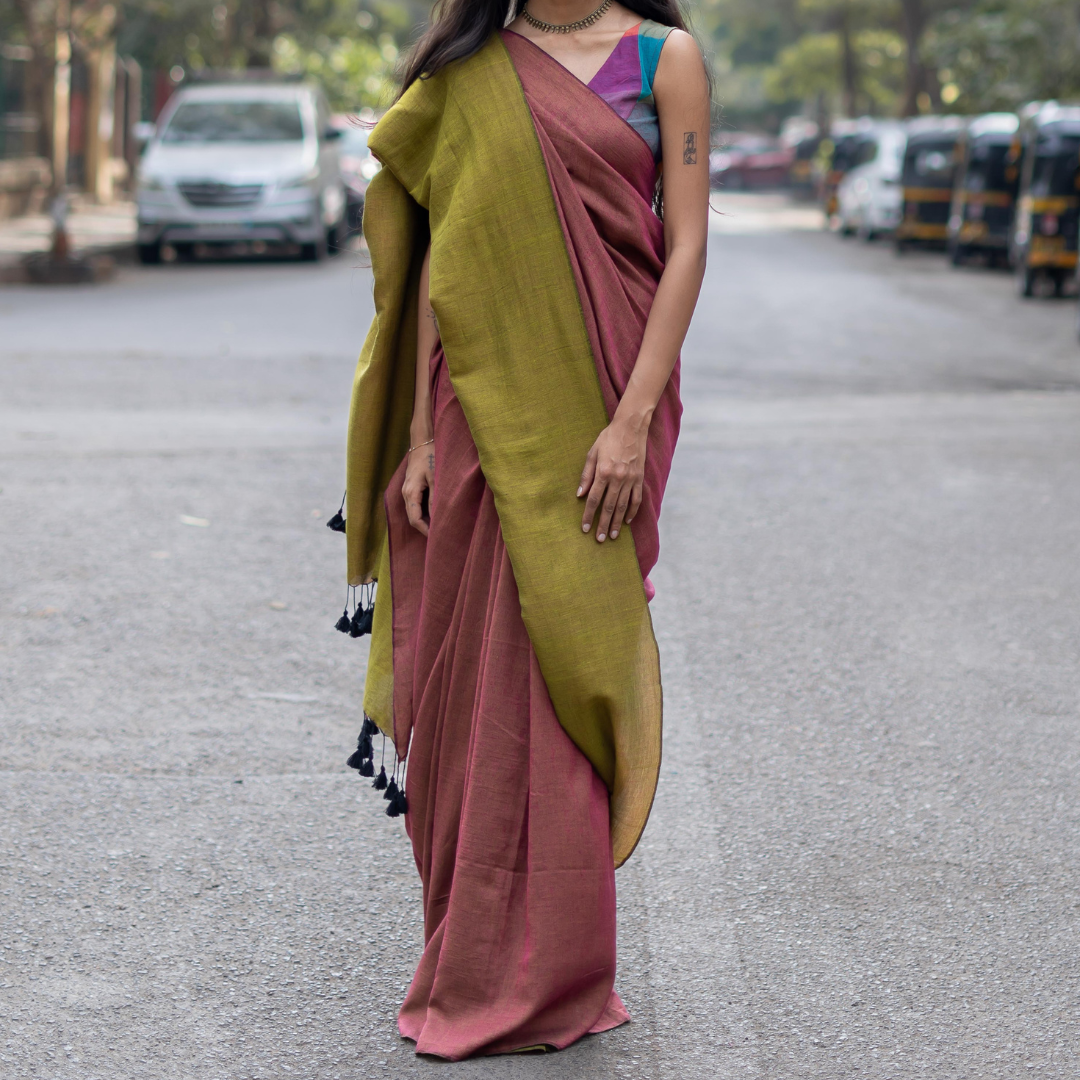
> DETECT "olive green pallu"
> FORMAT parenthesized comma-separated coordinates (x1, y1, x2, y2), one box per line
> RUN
(345, 34, 661, 867)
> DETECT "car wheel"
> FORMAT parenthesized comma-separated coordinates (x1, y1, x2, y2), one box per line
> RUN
(300, 234, 327, 262)
(137, 242, 162, 265)
(325, 224, 343, 257)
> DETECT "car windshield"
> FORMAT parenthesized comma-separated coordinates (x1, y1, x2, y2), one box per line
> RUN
(902, 139, 956, 187)
(161, 100, 305, 143)
(1030, 136, 1080, 196)
(964, 143, 1016, 192)
(337, 127, 370, 156)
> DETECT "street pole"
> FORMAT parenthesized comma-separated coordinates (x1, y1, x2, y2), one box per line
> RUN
(51, 0, 71, 259)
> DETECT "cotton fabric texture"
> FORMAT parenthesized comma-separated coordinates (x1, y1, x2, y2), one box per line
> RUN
(344, 30, 681, 1058)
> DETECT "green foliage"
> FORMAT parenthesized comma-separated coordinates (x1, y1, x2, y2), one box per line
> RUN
(112, 0, 430, 109)
(764, 27, 904, 112)
(271, 31, 396, 110)
(925, 0, 1080, 112)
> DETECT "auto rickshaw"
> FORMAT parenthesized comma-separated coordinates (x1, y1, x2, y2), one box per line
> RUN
(820, 120, 873, 222)
(947, 113, 1021, 267)
(789, 133, 823, 200)
(895, 116, 966, 251)
(1011, 102, 1080, 297)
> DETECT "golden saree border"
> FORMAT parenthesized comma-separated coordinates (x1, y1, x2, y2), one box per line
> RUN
(349, 34, 661, 866)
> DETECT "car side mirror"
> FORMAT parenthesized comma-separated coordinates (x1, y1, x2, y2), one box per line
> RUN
(322, 127, 343, 142)
(133, 121, 157, 145)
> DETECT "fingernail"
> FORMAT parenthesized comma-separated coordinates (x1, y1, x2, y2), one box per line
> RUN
(577, 486, 583, 497)
(583, 523, 590, 532)
(597, 533, 606, 542)
(610, 530, 618, 539)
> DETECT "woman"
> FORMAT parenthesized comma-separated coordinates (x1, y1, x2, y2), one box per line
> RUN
(343, 0, 709, 1059)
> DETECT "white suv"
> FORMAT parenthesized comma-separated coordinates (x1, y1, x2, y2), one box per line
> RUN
(136, 79, 346, 263)
(837, 124, 907, 240)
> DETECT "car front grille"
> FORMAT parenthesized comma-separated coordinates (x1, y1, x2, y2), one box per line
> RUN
(178, 182, 264, 208)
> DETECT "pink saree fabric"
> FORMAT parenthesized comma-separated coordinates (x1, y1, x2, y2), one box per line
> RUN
(383, 34, 679, 1060)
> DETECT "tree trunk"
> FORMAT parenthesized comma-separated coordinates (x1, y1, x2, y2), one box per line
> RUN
(899, 0, 928, 116)
(246, 0, 275, 68)
(838, 3, 858, 118)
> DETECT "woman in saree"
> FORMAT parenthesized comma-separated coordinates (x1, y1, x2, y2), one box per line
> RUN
(343, 0, 709, 1059)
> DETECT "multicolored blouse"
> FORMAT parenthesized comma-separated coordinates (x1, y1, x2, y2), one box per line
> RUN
(588, 20, 674, 161)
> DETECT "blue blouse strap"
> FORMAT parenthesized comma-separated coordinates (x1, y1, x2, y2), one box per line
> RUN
(636, 20, 675, 101)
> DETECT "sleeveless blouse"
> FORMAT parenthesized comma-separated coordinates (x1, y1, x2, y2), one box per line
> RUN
(587, 20, 674, 161)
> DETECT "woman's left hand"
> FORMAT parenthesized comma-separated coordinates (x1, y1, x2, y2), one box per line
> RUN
(577, 413, 649, 543)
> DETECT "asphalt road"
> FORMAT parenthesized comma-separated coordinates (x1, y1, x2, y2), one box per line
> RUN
(2, 197, 1080, 1079)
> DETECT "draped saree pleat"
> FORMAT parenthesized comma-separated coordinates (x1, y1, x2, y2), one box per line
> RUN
(352, 32, 680, 1060)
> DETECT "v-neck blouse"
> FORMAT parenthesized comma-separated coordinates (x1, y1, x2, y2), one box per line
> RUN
(587, 20, 673, 161)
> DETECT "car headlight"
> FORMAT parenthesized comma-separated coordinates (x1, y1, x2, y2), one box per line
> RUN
(138, 175, 165, 192)
(281, 167, 320, 189)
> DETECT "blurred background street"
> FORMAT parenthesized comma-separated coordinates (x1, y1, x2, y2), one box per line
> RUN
(3, 196, 1080, 1078)
(6, 0, 1080, 1074)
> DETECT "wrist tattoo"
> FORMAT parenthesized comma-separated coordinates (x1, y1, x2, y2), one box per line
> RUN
(683, 131, 697, 165)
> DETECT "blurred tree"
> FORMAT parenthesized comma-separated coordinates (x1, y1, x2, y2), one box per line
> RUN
(113, 0, 430, 109)
(764, 25, 905, 116)
(925, 0, 1080, 112)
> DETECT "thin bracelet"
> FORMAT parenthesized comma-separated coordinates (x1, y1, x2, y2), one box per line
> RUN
(408, 438, 434, 454)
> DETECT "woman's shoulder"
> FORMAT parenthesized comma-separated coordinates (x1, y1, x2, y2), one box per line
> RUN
(651, 26, 705, 80)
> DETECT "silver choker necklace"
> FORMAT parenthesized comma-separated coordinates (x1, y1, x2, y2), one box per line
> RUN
(521, 0, 614, 34)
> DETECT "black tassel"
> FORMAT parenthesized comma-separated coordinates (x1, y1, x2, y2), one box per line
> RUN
(334, 609, 351, 633)
(358, 605, 375, 634)
(346, 732, 372, 771)
(326, 493, 347, 533)
(394, 787, 409, 815)
(361, 716, 378, 739)
(383, 777, 398, 803)
(349, 608, 365, 638)
(386, 798, 400, 818)
(358, 758, 374, 777)
(373, 766, 387, 790)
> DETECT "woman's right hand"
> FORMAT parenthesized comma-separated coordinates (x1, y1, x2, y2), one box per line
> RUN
(402, 442, 435, 536)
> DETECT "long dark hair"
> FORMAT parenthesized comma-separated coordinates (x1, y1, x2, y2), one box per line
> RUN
(398, 0, 694, 96)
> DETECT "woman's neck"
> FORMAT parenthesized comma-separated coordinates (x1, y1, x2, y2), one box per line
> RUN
(523, 0, 612, 25)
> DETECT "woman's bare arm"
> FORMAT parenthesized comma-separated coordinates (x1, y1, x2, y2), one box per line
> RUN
(404, 244, 438, 536)
(578, 29, 710, 542)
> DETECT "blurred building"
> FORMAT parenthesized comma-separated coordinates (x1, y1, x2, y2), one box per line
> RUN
(0, 35, 147, 220)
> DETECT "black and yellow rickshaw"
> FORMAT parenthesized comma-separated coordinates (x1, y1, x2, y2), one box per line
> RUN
(895, 117, 965, 251)
(1011, 102, 1080, 297)
(948, 113, 1021, 267)
(820, 125, 870, 221)
(789, 133, 822, 200)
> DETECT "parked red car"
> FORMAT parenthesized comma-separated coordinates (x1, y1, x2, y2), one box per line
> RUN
(710, 133, 795, 189)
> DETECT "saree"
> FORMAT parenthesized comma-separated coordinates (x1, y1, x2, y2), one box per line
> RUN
(345, 30, 681, 1058)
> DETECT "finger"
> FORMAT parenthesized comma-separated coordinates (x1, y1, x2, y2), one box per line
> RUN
(596, 486, 620, 543)
(626, 481, 643, 524)
(577, 447, 597, 499)
(403, 483, 429, 536)
(582, 475, 606, 533)
(608, 484, 632, 540)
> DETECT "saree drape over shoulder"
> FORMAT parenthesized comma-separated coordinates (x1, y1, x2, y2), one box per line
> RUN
(345, 30, 681, 1059)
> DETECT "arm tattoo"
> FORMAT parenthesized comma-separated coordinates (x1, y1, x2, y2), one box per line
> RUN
(683, 132, 697, 165)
